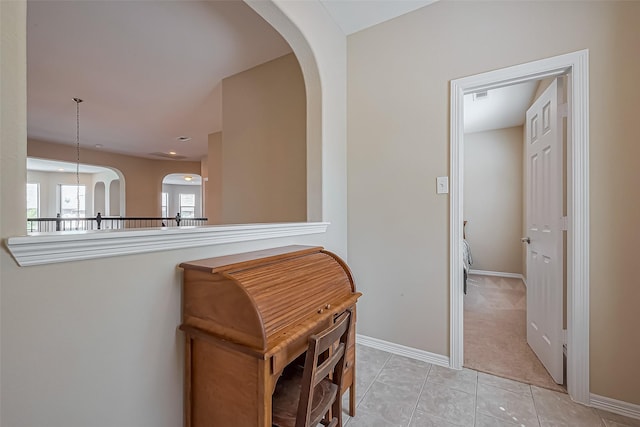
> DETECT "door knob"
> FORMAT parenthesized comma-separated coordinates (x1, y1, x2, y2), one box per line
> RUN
(521, 237, 531, 244)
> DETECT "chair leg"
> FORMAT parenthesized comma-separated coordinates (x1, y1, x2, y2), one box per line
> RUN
(349, 383, 356, 416)
(332, 392, 343, 427)
(321, 416, 338, 427)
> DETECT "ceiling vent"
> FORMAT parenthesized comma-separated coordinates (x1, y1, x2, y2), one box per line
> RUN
(473, 91, 489, 101)
(150, 152, 187, 160)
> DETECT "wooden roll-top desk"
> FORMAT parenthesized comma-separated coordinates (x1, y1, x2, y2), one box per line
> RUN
(179, 246, 362, 427)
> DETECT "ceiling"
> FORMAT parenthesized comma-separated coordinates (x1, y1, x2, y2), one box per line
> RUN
(27, 157, 116, 175)
(319, 0, 438, 35)
(163, 173, 203, 186)
(27, 0, 292, 161)
(28, 0, 531, 164)
(464, 81, 539, 134)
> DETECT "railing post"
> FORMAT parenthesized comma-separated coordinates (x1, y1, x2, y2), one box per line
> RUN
(56, 213, 62, 231)
(176, 212, 181, 226)
(96, 212, 102, 230)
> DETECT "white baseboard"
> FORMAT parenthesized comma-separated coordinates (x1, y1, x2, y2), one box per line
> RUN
(590, 394, 640, 420)
(469, 269, 524, 281)
(356, 334, 450, 368)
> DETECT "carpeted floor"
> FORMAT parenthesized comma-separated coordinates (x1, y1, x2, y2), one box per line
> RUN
(463, 274, 566, 393)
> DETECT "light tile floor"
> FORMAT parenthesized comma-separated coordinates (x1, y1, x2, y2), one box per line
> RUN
(341, 345, 640, 427)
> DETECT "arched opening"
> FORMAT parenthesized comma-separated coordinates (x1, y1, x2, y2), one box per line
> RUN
(26, 157, 121, 217)
(161, 174, 203, 219)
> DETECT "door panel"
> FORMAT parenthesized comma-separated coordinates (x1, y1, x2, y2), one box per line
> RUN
(525, 79, 563, 384)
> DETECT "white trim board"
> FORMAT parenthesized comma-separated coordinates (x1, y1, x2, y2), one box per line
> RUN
(356, 334, 449, 368)
(468, 269, 524, 280)
(449, 50, 590, 404)
(591, 394, 640, 421)
(5, 222, 329, 266)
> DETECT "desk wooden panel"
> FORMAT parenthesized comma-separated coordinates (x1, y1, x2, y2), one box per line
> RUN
(179, 246, 361, 427)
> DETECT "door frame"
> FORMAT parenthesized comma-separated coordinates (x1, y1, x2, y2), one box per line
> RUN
(449, 50, 590, 404)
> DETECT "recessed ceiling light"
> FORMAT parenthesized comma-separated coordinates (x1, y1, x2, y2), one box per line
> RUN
(184, 176, 193, 182)
(57, 168, 65, 172)
(168, 151, 177, 155)
(95, 144, 103, 149)
(176, 136, 192, 142)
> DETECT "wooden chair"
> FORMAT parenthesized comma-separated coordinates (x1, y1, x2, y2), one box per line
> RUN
(272, 309, 352, 427)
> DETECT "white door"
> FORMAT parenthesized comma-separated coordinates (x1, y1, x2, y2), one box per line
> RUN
(524, 78, 564, 384)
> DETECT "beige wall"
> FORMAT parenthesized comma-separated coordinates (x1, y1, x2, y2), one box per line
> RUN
(28, 139, 201, 217)
(221, 53, 306, 223)
(206, 131, 223, 224)
(348, 0, 640, 404)
(464, 126, 523, 274)
(1, 1, 348, 425)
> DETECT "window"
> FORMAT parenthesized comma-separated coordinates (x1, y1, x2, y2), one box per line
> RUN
(161, 192, 169, 217)
(59, 185, 86, 218)
(26, 183, 39, 218)
(179, 193, 196, 218)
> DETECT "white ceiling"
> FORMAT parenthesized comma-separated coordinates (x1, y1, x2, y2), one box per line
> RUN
(464, 81, 539, 134)
(27, 157, 117, 175)
(163, 173, 202, 186)
(319, 0, 438, 35)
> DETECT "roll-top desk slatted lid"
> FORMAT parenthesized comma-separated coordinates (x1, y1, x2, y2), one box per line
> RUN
(179, 245, 360, 355)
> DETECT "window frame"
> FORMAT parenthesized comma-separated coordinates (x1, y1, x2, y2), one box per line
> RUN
(26, 182, 40, 219)
(161, 192, 169, 218)
(179, 193, 196, 218)
(59, 184, 87, 218)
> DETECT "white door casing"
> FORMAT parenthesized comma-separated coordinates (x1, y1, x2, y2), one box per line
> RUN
(525, 79, 564, 383)
(449, 50, 590, 404)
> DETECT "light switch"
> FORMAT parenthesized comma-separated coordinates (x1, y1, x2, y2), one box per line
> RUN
(436, 176, 449, 194)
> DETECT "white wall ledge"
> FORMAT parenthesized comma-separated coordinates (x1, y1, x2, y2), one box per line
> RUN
(5, 222, 329, 266)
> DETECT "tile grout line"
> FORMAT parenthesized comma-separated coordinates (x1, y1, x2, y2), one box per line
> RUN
(352, 350, 392, 419)
(474, 371, 479, 427)
(344, 348, 391, 425)
(476, 378, 544, 426)
(530, 385, 543, 427)
(406, 362, 433, 427)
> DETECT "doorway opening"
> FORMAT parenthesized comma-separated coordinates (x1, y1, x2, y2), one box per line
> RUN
(462, 78, 566, 392)
(449, 50, 590, 404)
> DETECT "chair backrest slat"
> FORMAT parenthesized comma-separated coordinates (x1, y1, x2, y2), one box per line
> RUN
(313, 342, 345, 387)
(295, 309, 352, 427)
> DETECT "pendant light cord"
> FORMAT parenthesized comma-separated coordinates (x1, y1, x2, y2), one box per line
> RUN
(73, 98, 83, 221)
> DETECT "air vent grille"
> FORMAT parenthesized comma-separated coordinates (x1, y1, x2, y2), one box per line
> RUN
(473, 91, 489, 101)
(150, 152, 187, 160)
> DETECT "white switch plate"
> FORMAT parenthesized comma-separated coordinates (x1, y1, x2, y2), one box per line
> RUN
(436, 176, 449, 194)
